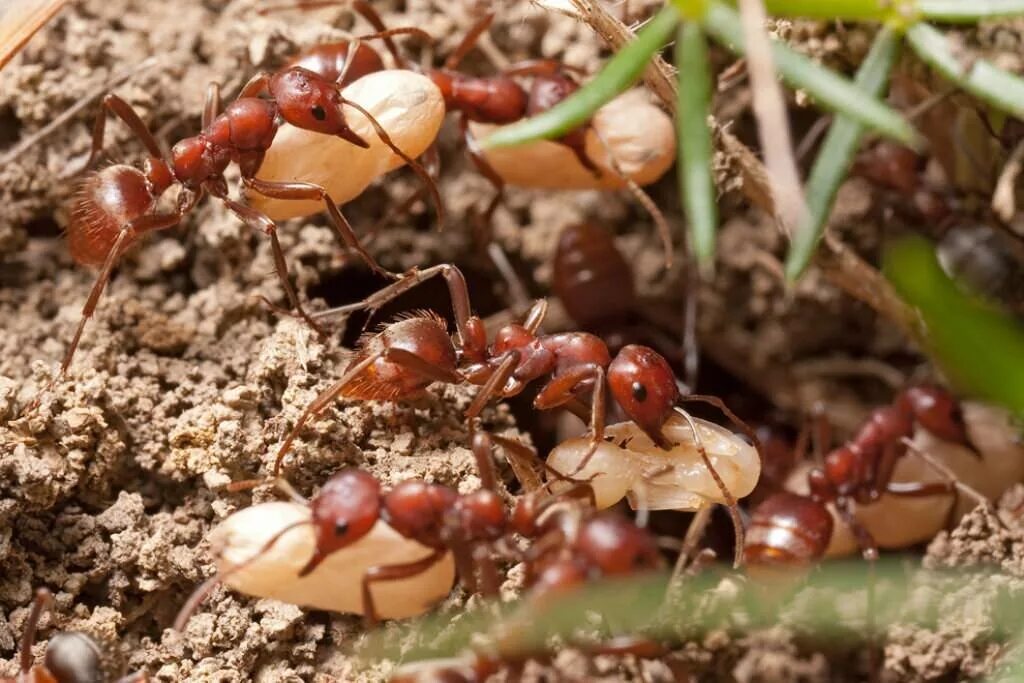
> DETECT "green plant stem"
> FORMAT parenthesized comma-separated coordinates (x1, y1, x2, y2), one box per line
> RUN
(701, 1, 919, 146)
(785, 26, 900, 281)
(676, 22, 718, 270)
(906, 21, 1024, 119)
(482, 4, 679, 148)
(918, 0, 1024, 21)
(762, 0, 912, 21)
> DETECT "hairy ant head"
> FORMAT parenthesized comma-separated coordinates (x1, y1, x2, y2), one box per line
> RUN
(270, 67, 369, 148)
(575, 514, 662, 576)
(301, 469, 382, 576)
(383, 481, 458, 547)
(607, 345, 679, 449)
(44, 632, 104, 683)
(746, 492, 834, 564)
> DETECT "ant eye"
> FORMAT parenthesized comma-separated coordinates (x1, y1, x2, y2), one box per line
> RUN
(334, 521, 349, 536)
(311, 105, 327, 121)
(631, 381, 647, 402)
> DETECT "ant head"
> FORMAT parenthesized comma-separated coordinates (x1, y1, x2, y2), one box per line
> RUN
(44, 632, 103, 683)
(383, 481, 458, 547)
(746, 492, 833, 564)
(270, 67, 369, 148)
(448, 490, 506, 542)
(575, 514, 662, 577)
(490, 324, 534, 356)
(301, 469, 381, 576)
(607, 345, 679, 448)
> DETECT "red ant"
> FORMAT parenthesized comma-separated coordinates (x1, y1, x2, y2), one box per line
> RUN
(745, 385, 971, 565)
(3, 588, 145, 683)
(39, 18, 442, 396)
(184, 428, 531, 627)
(262, 263, 753, 556)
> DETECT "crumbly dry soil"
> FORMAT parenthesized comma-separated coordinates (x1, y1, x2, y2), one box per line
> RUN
(2, 0, 1022, 681)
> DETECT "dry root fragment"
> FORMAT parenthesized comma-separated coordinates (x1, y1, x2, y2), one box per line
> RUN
(209, 501, 456, 619)
(787, 402, 1024, 557)
(249, 69, 445, 220)
(547, 414, 760, 511)
(470, 88, 675, 190)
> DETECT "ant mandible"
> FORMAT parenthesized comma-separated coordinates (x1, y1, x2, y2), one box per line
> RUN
(745, 385, 970, 565)
(45, 21, 442, 393)
(3, 588, 146, 683)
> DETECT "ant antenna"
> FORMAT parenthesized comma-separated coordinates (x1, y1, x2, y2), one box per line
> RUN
(173, 519, 309, 632)
(673, 406, 745, 568)
(20, 588, 53, 674)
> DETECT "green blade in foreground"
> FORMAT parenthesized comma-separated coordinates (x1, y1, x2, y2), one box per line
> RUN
(906, 21, 1024, 120)
(482, 5, 679, 149)
(702, 1, 919, 146)
(918, 0, 1024, 22)
(761, 0, 898, 20)
(677, 22, 718, 270)
(784, 26, 901, 281)
(884, 237, 1024, 416)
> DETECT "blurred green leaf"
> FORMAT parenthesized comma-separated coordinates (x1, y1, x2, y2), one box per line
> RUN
(677, 22, 718, 270)
(884, 236, 1024, 415)
(482, 5, 679, 149)
(918, 0, 1024, 22)
(701, 1, 920, 146)
(785, 26, 901, 281)
(906, 21, 1024, 120)
(761, 0, 900, 20)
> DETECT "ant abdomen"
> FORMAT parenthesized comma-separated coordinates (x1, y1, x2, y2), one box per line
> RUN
(745, 492, 834, 565)
(67, 165, 151, 266)
(552, 223, 636, 330)
(343, 314, 457, 401)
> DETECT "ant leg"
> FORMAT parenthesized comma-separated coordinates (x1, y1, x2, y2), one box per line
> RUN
(473, 543, 501, 597)
(833, 497, 880, 679)
(361, 549, 447, 626)
(470, 429, 500, 491)
(521, 298, 549, 334)
(502, 59, 583, 78)
(340, 97, 445, 227)
(203, 82, 221, 129)
(465, 352, 521, 421)
(216, 196, 327, 336)
(677, 394, 765, 467)
(533, 364, 607, 471)
(490, 432, 588, 492)
(242, 176, 396, 280)
(461, 115, 505, 244)
(673, 407, 745, 568)
(20, 588, 52, 674)
(444, 13, 495, 70)
(82, 93, 164, 172)
(311, 263, 476, 345)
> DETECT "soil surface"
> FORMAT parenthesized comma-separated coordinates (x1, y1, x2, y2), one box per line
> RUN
(1, 0, 1023, 681)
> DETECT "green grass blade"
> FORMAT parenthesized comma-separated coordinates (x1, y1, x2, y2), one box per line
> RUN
(918, 0, 1024, 22)
(784, 26, 900, 281)
(760, 0, 897, 20)
(482, 5, 679, 149)
(676, 22, 718, 270)
(906, 22, 1024, 119)
(702, 1, 919, 146)
(884, 236, 1024, 415)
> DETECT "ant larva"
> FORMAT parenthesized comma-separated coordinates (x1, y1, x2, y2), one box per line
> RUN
(3, 588, 146, 683)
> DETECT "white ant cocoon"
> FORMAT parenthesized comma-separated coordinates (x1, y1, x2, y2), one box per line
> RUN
(790, 402, 1024, 557)
(546, 413, 760, 511)
(470, 89, 675, 190)
(249, 69, 445, 220)
(210, 501, 456, 619)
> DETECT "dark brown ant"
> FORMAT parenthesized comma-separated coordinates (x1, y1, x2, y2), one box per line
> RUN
(3, 588, 145, 683)
(37, 22, 443, 398)
(745, 385, 970, 565)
